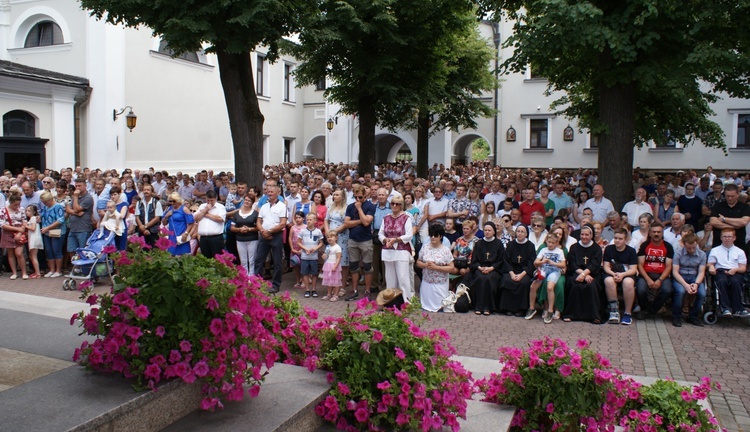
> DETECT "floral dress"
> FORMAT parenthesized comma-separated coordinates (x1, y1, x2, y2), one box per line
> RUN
(1, 205, 27, 249)
(418, 243, 453, 312)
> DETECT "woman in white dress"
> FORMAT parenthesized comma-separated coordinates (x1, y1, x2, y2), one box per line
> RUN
(416, 223, 455, 312)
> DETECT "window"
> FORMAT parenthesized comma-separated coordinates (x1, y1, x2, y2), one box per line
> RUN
(3, 110, 36, 137)
(526, 64, 544, 80)
(256, 54, 267, 96)
(24, 21, 63, 48)
(284, 139, 293, 163)
(283, 63, 294, 101)
(157, 40, 200, 63)
(589, 133, 599, 149)
(316, 78, 326, 91)
(655, 130, 677, 148)
(529, 119, 548, 148)
(737, 114, 750, 149)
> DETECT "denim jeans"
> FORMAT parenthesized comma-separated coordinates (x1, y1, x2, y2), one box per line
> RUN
(636, 276, 675, 316)
(675, 274, 706, 319)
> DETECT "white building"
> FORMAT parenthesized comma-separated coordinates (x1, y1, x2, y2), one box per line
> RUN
(1, 2, 749, 176)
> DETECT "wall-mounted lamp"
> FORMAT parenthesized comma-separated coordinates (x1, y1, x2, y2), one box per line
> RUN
(114, 106, 137, 132)
(326, 116, 338, 131)
(506, 125, 516, 142)
(563, 124, 574, 141)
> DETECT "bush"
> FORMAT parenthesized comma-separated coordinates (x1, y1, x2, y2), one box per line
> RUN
(312, 299, 473, 432)
(71, 236, 308, 410)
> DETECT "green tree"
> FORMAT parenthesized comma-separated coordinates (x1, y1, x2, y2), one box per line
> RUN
(481, 0, 750, 208)
(291, 0, 495, 177)
(80, 0, 314, 187)
(471, 138, 491, 161)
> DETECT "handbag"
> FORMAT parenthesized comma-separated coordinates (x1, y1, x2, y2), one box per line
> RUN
(48, 228, 62, 238)
(14, 231, 27, 245)
(442, 283, 472, 313)
(453, 257, 468, 269)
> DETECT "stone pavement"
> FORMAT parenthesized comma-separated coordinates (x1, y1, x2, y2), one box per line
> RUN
(2, 271, 749, 431)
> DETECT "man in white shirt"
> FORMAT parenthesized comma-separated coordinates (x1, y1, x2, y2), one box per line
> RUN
(194, 190, 226, 259)
(483, 180, 506, 211)
(622, 187, 653, 227)
(707, 228, 749, 317)
(254, 183, 288, 293)
(663, 213, 686, 249)
(425, 186, 449, 226)
(584, 184, 615, 223)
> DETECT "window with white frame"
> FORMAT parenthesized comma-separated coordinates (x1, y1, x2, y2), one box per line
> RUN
(283, 63, 295, 102)
(654, 130, 678, 148)
(737, 114, 750, 149)
(316, 78, 326, 91)
(283, 138, 294, 163)
(256, 54, 269, 97)
(529, 119, 548, 148)
(3, 110, 36, 137)
(588, 133, 599, 149)
(24, 20, 63, 47)
(157, 40, 207, 64)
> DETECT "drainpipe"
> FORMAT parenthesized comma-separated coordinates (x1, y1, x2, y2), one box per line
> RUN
(492, 21, 501, 167)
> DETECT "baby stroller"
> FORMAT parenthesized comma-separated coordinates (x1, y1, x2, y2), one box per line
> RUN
(62, 228, 116, 291)
(702, 272, 750, 325)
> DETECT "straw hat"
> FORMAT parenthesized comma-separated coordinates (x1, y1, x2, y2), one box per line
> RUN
(376, 288, 403, 306)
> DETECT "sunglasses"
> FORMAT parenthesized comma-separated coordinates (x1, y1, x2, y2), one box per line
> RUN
(42, 181, 51, 184)
(391, 202, 403, 206)
(354, 196, 364, 200)
(168, 200, 176, 204)
(533, 224, 543, 228)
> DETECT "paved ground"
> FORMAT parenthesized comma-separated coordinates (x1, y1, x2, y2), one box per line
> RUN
(2, 270, 749, 431)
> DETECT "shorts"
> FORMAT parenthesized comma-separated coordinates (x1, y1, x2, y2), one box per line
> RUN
(348, 239, 373, 265)
(300, 259, 319, 276)
(67, 231, 91, 253)
(544, 270, 562, 284)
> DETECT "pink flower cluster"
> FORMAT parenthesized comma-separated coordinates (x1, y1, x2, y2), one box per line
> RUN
(71, 246, 315, 410)
(312, 300, 472, 432)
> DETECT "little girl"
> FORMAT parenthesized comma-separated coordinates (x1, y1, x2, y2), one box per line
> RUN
(321, 232, 342, 301)
(288, 211, 306, 289)
(526, 232, 566, 324)
(24, 205, 43, 279)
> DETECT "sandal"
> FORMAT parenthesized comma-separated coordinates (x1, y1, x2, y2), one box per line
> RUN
(562, 317, 572, 323)
(483, 310, 491, 316)
(330, 295, 338, 302)
(338, 288, 346, 297)
(321, 295, 330, 301)
(475, 311, 482, 315)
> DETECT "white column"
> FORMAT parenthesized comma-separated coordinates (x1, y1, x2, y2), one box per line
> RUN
(0, 0, 10, 61)
(50, 95, 76, 169)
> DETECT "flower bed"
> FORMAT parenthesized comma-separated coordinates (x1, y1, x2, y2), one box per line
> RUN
(71, 237, 316, 410)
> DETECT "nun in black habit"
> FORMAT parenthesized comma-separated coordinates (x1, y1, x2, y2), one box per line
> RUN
(467, 221, 506, 316)
(498, 224, 536, 315)
(563, 224, 604, 323)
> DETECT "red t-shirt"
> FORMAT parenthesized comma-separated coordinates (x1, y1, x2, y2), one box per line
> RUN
(638, 241, 674, 275)
(519, 200, 546, 226)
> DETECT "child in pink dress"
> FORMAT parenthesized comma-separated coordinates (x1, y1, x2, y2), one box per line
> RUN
(321, 232, 342, 301)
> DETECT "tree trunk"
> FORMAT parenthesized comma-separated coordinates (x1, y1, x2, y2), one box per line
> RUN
(598, 81, 637, 211)
(216, 49, 264, 188)
(357, 97, 377, 176)
(416, 110, 430, 179)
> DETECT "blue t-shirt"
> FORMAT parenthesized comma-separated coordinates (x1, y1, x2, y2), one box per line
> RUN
(345, 201, 376, 242)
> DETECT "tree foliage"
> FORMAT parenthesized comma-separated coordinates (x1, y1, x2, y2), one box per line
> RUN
(480, 0, 750, 207)
(80, 0, 315, 187)
(291, 0, 496, 176)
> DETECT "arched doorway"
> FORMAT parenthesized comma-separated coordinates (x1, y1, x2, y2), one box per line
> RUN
(1, 110, 47, 174)
(375, 133, 415, 163)
(452, 133, 490, 166)
(304, 135, 325, 160)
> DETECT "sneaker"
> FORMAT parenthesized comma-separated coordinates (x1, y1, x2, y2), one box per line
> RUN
(734, 310, 750, 318)
(721, 309, 732, 317)
(345, 291, 359, 301)
(268, 286, 280, 294)
(312, 291, 318, 298)
(686, 317, 704, 327)
(621, 314, 633, 326)
(44, 272, 54, 278)
(543, 311, 553, 324)
(304, 291, 311, 298)
(524, 309, 537, 320)
(50, 272, 62, 278)
(608, 311, 620, 324)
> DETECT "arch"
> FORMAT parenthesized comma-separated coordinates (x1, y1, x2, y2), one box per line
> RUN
(11, 7, 72, 48)
(3, 110, 38, 137)
(452, 132, 490, 165)
(375, 133, 416, 163)
(304, 135, 325, 159)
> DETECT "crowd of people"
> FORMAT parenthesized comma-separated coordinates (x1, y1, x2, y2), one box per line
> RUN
(1, 162, 749, 326)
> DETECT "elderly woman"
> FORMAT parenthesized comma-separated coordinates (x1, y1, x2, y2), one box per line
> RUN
(161, 192, 195, 256)
(563, 224, 604, 323)
(452, 219, 478, 278)
(593, 221, 609, 252)
(498, 224, 536, 315)
(1, 193, 28, 280)
(230, 194, 259, 273)
(467, 221, 506, 316)
(39, 191, 66, 277)
(378, 195, 414, 301)
(416, 223, 455, 312)
(528, 215, 549, 250)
